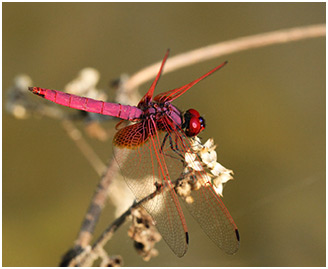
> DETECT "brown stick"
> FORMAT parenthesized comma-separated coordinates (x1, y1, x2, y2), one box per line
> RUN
(60, 157, 120, 266)
(125, 24, 325, 92)
(73, 183, 163, 266)
(61, 119, 107, 177)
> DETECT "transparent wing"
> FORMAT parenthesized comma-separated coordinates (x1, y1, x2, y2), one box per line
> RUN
(153, 61, 227, 103)
(183, 184, 240, 254)
(159, 121, 240, 254)
(138, 49, 170, 107)
(113, 120, 188, 257)
(113, 115, 239, 256)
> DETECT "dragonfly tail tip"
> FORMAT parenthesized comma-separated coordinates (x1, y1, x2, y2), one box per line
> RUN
(28, 87, 45, 97)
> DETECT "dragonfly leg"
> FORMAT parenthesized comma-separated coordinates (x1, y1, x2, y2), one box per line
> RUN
(170, 135, 185, 160)
(160, 132, 169, 153)
(160, 133, 184, 162)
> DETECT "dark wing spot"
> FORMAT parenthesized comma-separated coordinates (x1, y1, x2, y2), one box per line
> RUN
(235, 229, 240, 242)
(186, 232, 189, 245)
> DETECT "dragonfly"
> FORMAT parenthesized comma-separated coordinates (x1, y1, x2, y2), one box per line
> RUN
(29, 50, 240, 257)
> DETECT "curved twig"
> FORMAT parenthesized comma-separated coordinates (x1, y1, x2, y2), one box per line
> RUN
(125, 24, 325, 92)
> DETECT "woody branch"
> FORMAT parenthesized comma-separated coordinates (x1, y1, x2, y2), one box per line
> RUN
(125, 24, 325, 92)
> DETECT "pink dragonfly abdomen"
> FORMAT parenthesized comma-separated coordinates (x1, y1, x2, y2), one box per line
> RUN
(28, 87, 143, 121)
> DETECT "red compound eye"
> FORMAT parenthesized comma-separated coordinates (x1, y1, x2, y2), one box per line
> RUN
(184, 109, 206, 137)
(187, 108, 200, 118)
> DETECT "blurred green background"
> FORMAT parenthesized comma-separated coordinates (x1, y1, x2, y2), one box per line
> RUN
(3, 2, 325, 267)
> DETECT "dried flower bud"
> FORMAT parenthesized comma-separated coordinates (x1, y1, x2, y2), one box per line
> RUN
(64, 68, 103, 99)
(6, 74, 34, 119)
(181, 137, 234, 197)
(128, 208, 161, 261)
(102, 255, 123, 267)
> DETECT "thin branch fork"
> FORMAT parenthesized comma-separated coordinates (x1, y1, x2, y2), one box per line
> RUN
(59, 157, 120, 266)
(69, 182, 165, 267)
(75, 157, 121, 248)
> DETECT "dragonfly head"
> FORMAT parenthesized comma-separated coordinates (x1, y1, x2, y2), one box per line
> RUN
(183, 109, 205, 137)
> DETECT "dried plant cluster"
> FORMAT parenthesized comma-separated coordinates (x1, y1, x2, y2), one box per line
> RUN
(177, 136, 234, 203)
(128, 208, 162, 261)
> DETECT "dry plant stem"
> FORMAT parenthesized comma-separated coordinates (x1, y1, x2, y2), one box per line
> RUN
(61, 119, 107, 177)
(73, 157, 121, 249)
(76, 185, 163, 267)
(125, 24, 325, 92)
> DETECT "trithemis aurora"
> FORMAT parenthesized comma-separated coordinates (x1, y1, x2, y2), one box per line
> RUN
(29, 50, 239, 257)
